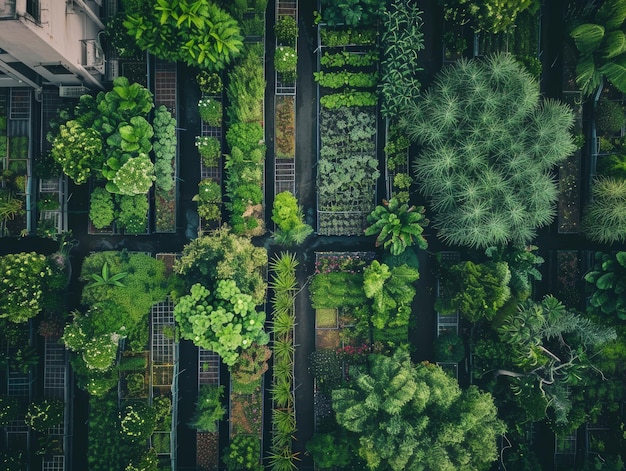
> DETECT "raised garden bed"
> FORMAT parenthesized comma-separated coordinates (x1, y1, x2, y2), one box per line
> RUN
(554, 250, 582, 310)
(196, 431, 219, 471)
(558, 91, 583, 233)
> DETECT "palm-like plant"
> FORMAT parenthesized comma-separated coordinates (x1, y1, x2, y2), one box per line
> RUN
(364, 198, 429, 256)
(570, 0, 626, 96)
(89, 262, 128, 287)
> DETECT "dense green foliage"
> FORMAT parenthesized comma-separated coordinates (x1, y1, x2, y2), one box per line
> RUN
(175, 228, 267, 303)
(583, 177, 626, 243)
(189, 384, 225, 432)
(437, 261, 511, 322)
(570, 0, 626, 96)
(152, 105, 177, 192)
(403, 53, 576, 248)
(439, 0, 539, 33)
(380, 0, 424, 118)
(585, 251, 626, 320)
(364, 198, 429, 256)
(271, 191, 313, 246)
(331, 350, 505, 470)
(0, 252, 66, 323)
(123, 0, 243, 71)
(493, 296, 616, 424)
(320, 0, 384, 26)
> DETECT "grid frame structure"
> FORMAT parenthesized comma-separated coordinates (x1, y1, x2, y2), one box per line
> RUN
(154, 60, 177, 117)
(198, 348, 220, 386)
(436, 251, 461, 337)
(43, 337, 66, 400)
(199, 95, 223, 183)
(10, 88, 31, 120)
(42, 455, 65, 471)
(151, 298, 176, 388)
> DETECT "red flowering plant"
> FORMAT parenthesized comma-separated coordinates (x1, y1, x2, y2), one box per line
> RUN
(335, 343, 370, 365)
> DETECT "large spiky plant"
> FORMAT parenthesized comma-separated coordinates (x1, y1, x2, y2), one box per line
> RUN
(402, 53, 576, 249)
(582, 177, 626, 244)
(570, 0, 626, 96)
(364, 198, 429, 255)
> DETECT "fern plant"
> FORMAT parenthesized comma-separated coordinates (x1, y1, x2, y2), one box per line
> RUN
(582, 177, 626, 243)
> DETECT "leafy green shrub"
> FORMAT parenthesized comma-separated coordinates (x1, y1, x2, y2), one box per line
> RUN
(439, 0, 538, 33)
(365, 198, 429, 255)
(123, 1, 243, 71)
(0, 252, 57, 323)
(226, 122, 265, 153)
(320, 51, 378, 68)
(106, 153, 156, 195)
(436, 261, 511, 322)
(223, 435, 262, 471)
(274, 16, 298, 45)
(196, 136, 221, 166)
(51, 121, 103, 184)
(89, 187, 116, 229)
(585, 251, 626, 320)
(595, 99, 625, 135)
(189, 384, 225, 432)
(274, 46, 297, 73)
(306, 433, 351, 469)
(314, 71, 378, 89)
(194, 178, 222, 222)
(198, 98, 223, 127)
(596, 154, 626, 179)
(196, 71, 223, 95)
(125, 372, 145, 396)
(226, 45, 265, 124)
(174, 281, 269, 366)
(271, 191, 313, 246)
(116, 194, 148, 234)
(570, 0, 626, 95)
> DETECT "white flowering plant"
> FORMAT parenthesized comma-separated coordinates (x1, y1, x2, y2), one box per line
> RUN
(274, 46, 297, 73)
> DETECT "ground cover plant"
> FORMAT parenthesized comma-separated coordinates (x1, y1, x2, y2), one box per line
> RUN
(403, 53, 576, 248)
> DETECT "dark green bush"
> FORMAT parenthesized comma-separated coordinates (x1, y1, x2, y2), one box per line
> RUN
(274, 16, 298, 45)
(433, 332, 465, 363)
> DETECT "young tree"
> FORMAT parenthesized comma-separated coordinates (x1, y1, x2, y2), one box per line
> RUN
(403, 53, 576, 248)
(332, 350, 505, 471)
(495, 296, 616, 424)
(364, 198, 429, 256)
